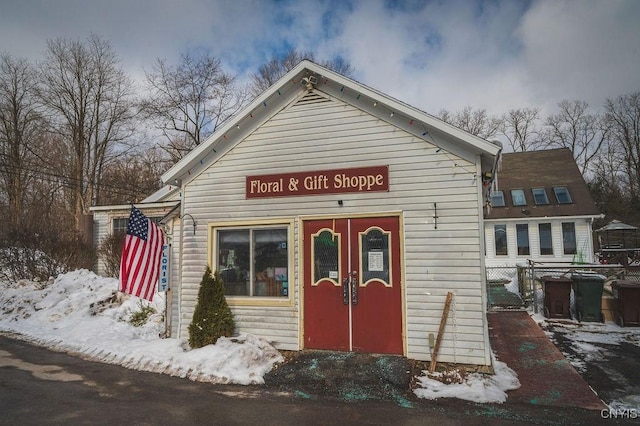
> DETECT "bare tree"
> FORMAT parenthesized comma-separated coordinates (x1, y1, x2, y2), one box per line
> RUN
(0, 54, 45, 228)
(99, 146, 169, 205)
(539, 100, 609, 176)
(500, 107, 541, 152)
(37, 35, 137, 229)
(437, 106, 501, 139)
(249, 48, 355, 97)
(141, 50, 248, 162)
(604, 91, 640, 198)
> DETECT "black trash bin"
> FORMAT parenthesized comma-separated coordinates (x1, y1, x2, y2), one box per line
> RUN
(542, 276, 572, 319)
(612, 280, 640, 327)
(571, 273, 605, 322)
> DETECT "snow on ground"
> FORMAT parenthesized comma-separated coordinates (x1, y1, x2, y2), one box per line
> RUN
(413, 355, 520, 403)
(535, 312, 640, 411)
(0, 270, 519, 403)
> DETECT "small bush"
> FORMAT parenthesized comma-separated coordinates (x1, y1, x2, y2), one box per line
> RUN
(188, 266, 235, 349)
(129, 301, 157, 327)
(97, 233, 125, 278)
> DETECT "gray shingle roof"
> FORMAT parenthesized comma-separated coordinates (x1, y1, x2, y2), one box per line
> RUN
(485, 148, 601, 219)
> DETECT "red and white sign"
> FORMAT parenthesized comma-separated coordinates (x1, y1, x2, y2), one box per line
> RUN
(246, 165, 389, 199)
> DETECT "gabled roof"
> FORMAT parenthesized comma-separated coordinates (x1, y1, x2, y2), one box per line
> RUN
(485, 148, 601, 220)
(161, 60, 501, 186)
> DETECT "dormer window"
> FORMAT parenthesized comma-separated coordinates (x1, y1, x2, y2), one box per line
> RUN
(511, 189, 526, 206)
(553, 186, 573, 204)
(532, 188, 549, 205)
(491, 190, 505, 207)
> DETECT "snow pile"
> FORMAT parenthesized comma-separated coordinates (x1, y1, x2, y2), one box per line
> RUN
(0, 270, 282, 385)
(1, 269, 520, 402)
(413, 355, 520, 403)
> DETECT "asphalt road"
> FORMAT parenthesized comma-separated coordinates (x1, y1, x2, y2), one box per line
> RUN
(0, 334, 629, 425)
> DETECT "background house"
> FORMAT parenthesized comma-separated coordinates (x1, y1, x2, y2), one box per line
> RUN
(484, 148, 602, 267)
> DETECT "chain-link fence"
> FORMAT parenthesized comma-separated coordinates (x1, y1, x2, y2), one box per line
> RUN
(486, 262, 640, 312)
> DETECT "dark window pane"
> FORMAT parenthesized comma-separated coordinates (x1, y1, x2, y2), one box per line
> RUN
(218, 230, 250, 296)
(254, 229, 288, 297)
(511, 189, 526, 206)
(313, 230, 339, 284)
(494, 224, 507, 256)
(516, 224, 530, 255)
(539, 223, 553, 255)
(491, 190, 505, 207)
(562, 222, 577, 255)
(112, 218, 128, 235)
(554, 187, 572, 204)
(532, 188, 549, 205)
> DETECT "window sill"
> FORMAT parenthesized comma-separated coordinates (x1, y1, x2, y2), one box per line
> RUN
(226, 296, 294, 307)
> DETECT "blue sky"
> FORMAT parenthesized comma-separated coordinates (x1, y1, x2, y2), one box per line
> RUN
(1, 0, 639, 116)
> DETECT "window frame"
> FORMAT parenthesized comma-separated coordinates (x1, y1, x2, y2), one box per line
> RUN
(112, 215, 162, 235)
(112, 217, 129, 235)
(532, 187, 550, 205)
(516, 223, 530, 256)
(510, 189, 527, 206)
(209, 218, 294, 306)
(562, 222, 577, 255)
(538, 222, 553, 256)
(490, 190, 506, 207)
(553, 186, 573, 204)
(494, 224, 508, 256)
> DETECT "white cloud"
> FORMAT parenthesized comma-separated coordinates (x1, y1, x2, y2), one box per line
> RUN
(0, 0, 638, 117)
(517, 0, 640, 112)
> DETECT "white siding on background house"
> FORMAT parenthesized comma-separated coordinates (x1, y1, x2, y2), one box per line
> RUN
(175, 90, 491, 364)
(484, 217, 595, 267)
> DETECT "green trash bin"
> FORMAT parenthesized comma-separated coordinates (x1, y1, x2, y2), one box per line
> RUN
(571, 273, 605, 322)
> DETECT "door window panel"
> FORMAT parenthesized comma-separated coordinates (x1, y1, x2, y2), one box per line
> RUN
(312, 229, 340, 286)
(360, 227, 391, 286)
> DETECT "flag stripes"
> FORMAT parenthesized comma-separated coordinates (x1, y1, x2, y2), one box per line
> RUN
(119, 206, 165, 301)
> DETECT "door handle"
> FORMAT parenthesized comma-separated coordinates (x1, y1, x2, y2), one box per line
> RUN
(350, 271, 358, 305)
(342, 278, 349, 305)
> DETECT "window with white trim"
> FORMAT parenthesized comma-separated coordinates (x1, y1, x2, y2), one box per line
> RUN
(494, 224, 508, 256)
(112, 215, 161, 235)
(216, 225, 290, 298)
(562, 222, 577, 255)
(539, 223, 553, 255)
(516, 224, 530, 256)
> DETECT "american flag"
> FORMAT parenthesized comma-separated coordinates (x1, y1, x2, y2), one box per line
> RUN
(119, 206, 165, 301)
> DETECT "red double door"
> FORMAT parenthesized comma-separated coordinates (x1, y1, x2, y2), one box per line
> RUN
(303, 216, 403, 355)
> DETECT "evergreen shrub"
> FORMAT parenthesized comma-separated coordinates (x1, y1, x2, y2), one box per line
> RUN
(188, 266, 235, 348)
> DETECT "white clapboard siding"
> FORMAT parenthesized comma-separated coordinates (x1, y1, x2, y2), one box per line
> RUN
(168, 216, 181, 337)
(176, 90, 490, 364)
(92, 211, 109, 276)
(484, 218, 595, 267)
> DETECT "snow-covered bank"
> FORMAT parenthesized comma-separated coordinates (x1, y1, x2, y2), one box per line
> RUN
(0, 269, 520, 403)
